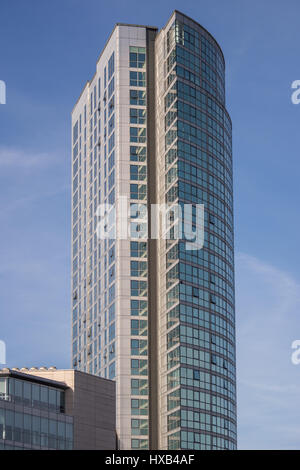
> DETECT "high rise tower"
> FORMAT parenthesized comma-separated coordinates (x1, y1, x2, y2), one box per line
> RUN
(71, 10, 236, 450)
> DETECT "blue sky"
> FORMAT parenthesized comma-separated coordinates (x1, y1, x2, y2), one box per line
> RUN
(0, 0, 300, 449)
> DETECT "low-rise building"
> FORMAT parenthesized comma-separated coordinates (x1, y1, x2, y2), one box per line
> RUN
(0, 367, 116, 450)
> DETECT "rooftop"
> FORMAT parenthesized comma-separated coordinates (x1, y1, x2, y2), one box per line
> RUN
(0, 367, 68, 389)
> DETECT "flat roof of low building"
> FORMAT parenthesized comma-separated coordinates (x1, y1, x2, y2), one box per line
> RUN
(0, 368, 68, 389)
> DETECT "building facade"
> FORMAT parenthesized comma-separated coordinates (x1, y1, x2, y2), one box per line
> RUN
(0, 368, 115, 450)
(71, 10, 236, 450)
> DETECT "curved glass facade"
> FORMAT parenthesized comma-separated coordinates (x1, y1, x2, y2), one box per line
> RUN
(161, 15, 236, 450)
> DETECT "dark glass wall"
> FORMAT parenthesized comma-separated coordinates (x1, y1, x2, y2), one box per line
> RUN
(164, 15, 236, 450)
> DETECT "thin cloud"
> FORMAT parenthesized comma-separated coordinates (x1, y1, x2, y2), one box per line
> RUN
(236, 252, 300, 449)
(0, 146, 59, 168)
(236, 252, 300, 316)
(0, 183, 70, 217)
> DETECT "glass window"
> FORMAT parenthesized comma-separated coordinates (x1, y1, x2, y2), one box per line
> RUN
(131, 378, 148, 396)
(49, 389, 57, 411)
(65, 422, 73, 450)
(59, 391, 65, 413)
(108, 52, 115, 80)
(131, 439, 140, 448)
(41, 417, 49, 448)
(130, 164, 146, 181)
(7, 378, 14, 397)
(109, 361, 115, 379)
(130, 127, 146, 144)
(14, 379, 23, 400)
(57, 421, 66, 450)
(5, 410, 13, 441)
(23, 381, 31, 405)
(73, 121, 78, 145)
(32, 415, 41, 447)
(129, 47, 146, 68)
(130, 145, 146, 162)
(23, 414, 32, 445)
(108, 76, 114, 98)
(130, 90, 146, 106)
(66, 422, 73, 440)
(131, 299, 148, 317)
(130, 71, 146, 87)
(14, 412, 23, 443)
(49, 419, 57, 449)
(109, 322, 115, 342)
(32, 383, 40, 407)
(0, 378, 7, 398)
(130, 108, 146, 125)
(0, 408, 4, 440)
(40, 386, 48, 409)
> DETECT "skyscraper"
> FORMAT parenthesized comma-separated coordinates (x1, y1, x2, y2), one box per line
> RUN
(71, 10, 236, 450)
